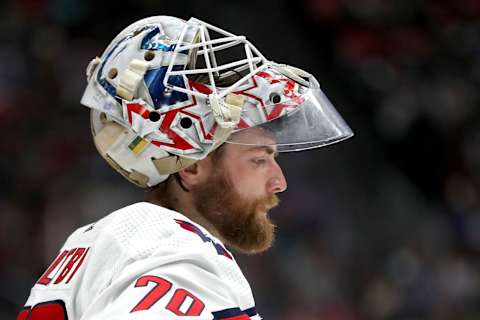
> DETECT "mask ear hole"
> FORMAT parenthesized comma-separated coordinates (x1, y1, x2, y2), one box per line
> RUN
(144, 51, 155, 61)
(180, 117, 193, 129)
(149, 111, 160, 122)
(108, 68, 118, 79)
(270, 93, 281, 104)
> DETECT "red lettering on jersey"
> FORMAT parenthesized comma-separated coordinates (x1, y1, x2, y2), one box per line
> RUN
(131, 275, 205, 317)
(131, 276, 172, 312)
(166, 288, 205, 316)
(54, 247, 88, 284)
(37, 247, 90, 286)
(37, 250, 69, 285)
(66, 247, 89, 283)
(52, 249, 76, 284)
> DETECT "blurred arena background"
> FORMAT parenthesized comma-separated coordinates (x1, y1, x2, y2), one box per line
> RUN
(1, 0, 480, 319)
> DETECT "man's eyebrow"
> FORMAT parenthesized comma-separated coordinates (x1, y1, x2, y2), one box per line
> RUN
(247, 145, 279, 156)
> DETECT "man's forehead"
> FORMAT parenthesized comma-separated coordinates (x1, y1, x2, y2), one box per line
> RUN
(246, 145, 278, 155)
(227, 127, 277, 146)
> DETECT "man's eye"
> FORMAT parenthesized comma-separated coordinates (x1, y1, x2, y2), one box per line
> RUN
(251, 158, 267, 166)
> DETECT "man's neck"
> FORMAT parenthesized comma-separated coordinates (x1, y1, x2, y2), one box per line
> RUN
(148, 180, 222, 240)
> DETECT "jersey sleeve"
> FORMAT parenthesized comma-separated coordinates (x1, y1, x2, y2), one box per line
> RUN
(81, 253, 255, 320)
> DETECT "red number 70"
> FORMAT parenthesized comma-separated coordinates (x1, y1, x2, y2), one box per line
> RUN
(131, 275, 205, 316)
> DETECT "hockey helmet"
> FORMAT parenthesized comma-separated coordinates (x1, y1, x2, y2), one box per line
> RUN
(81, 16, 353, 187)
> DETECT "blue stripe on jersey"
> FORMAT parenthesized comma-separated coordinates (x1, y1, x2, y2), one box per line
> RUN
(244, 307, 257, 317)
(212, 307, 245, 319)
(174, 219, 233, 260)
(212, 306, 257, 319)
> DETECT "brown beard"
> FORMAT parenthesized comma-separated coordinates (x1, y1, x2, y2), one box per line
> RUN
(192, 167, 279, 254)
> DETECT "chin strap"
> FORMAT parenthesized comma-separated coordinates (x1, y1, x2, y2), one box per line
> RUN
(152, 156, 197, 175)
(91, 119, 151, 187)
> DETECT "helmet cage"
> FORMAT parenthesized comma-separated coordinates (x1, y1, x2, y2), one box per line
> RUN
(164, 17, 270, 101)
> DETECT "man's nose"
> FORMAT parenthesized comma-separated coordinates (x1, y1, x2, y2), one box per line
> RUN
(267, 161, 287, 194)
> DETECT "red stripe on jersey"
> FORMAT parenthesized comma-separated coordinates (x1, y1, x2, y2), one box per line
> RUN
(220, 315, 250, 320)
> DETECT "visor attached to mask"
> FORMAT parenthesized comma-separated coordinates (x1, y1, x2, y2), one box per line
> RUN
(217, 87, 353, 151)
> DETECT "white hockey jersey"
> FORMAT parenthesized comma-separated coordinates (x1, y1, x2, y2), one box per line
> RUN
(19, 202, 261, 320)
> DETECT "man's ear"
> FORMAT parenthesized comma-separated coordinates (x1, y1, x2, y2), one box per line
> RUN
(177, 158, 212, 189)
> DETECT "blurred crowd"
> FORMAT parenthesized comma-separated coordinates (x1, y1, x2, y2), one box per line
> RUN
(1, 0, 479, 319)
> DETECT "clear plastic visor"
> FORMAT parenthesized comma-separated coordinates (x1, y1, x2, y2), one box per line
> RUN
(221, 88, 353, 152)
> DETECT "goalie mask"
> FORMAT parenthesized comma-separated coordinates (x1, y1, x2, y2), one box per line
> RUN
(81, 16, 353, 187)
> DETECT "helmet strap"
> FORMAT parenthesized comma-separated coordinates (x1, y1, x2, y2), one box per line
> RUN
(117, 59, 150, 100)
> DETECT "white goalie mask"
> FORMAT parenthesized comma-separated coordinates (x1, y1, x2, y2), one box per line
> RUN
(81, 16, 353, 187)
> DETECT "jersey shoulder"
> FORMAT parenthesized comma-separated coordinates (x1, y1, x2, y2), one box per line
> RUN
(94, 202, 233, 262)
(70, 202, 239, 280)
(103, 202, 254, 303)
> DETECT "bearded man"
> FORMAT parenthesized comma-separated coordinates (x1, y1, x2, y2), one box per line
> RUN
(18, 16, 353, 320)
